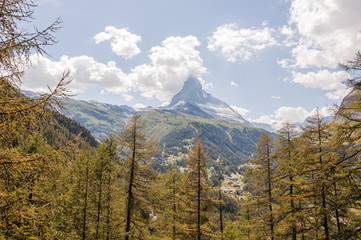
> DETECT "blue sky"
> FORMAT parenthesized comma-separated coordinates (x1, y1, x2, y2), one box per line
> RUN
(22, 0, 361, 129)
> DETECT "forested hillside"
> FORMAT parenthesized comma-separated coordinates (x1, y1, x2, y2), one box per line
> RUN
(143, 109, 266, 165)
(58, 98, 267, 167)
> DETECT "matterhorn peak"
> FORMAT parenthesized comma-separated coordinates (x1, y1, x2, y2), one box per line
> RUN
(166, 77, 251, 126)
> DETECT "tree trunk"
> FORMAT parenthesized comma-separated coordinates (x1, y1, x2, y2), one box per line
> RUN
(172, 174, 176, 240)
(197, 148, 201, 240)
(218, 176, 223, 240)
(82, 152, 90, 240)
(266, 141, 274, 240)
(246, 205, 251, 240)
(96, 163, 104, 239)
(106, 174, 111, 240)
(286, 133, 297, 240)
(334, 182, 341, 235)
(318, 120, 329, 240)
(125, 124, 137, 240)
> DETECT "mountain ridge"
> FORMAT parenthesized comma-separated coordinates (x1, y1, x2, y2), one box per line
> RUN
(23, 77, 268, 165)
(165, 77, 251, 126)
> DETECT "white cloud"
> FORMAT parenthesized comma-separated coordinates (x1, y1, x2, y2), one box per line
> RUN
(274, 106, 311, 123)
(279, 25, 297, 47)
(252, 105, 334, 131)
(270, 96, 281, 99)
(290, 70, 351, 99)
(310, 105, 336, 117)
(208, 23, 277, 62)
(280, 25, 295, 38)
(129, 35, 207, 101)
(281, 0, 361, 69)
(261, 20, 269, 27)
(252, 114, 283, 130)
(204, 82, 214, 90)
(161, 101, 170, 107)
(94, 26, 141, 59)
(231, 105, 249, 116)
(22, 55, 132, 97)
(230, 81, 238, 86)
(22, 36, 207, 102)
(132, 103, 146, 110)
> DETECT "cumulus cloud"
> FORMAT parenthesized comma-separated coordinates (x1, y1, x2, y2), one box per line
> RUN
(230, 81, 238, 86)
(290, 70, 351, 99)
(94, 26, 141, 59)
(208, 23, 277, 62)
(22, 35, 207, 102)
(252, 105, 335, 131)
(281, 0, 361, 69)
(132, 103, 146, 110)
(231, 105, 249, 116)
(22, 55, 132, 97)
(161, 101, 170, 107)
(274, 106, 311, 123)
(129, 35, 207, 101)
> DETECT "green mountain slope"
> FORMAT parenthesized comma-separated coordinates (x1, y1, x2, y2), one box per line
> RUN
(48, 110, 98, 148)
(61, 99, 134, 140)
(59, 99, 267, 166)
(143, 109, 266, 165)
(19, 90, 98, 148)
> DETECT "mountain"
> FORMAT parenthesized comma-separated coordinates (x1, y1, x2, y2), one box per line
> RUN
(142, 109, 266, 165)
(23, 77, 270, 166)
(166, 77, 251, 126)
(251, 122, 275, 132)
(19, 90, 98, 148)
(60, 99, 135, 140)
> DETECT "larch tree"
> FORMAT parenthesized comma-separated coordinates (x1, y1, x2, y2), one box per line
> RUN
(119, 114, 158, 240)
(330, 51, 361, 238)
(217, 168, 224, 240)
(274, 123, 301, 240)
(0, 1, 73, 238)
(183, 140, 215, 240)
(244, 133, 277, 240)
(297, 111, 335, 239)
(153, 168, 185, 240)
(93, 135, 117, 239)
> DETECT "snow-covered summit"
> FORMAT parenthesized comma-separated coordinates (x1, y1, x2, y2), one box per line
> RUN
(166, 77, 251, 126)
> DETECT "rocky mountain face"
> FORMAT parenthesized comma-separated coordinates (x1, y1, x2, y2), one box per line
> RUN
(166, 77, 251, 125)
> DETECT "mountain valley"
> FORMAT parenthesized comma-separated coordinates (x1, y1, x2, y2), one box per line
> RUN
(59, 77, 268, 167)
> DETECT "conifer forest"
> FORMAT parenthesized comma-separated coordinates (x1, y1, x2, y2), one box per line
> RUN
(2, 1, 361, 239)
